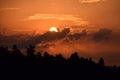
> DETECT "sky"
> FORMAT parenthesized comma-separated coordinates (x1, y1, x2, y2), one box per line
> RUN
(0, 0, 120, 65)
(0, 0, 120, 33)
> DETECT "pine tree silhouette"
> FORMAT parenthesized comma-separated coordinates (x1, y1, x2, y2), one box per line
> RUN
(0, 45, 119, 80)
(98, 57, 105, 66)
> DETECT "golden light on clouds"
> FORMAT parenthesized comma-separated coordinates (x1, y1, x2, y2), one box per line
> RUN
(0, 0, 119, 32)
(25, 14, 89, 26)
(79, 0, 105, 3)
(26, 14, 82, 21)
(0, 8, 21, 12)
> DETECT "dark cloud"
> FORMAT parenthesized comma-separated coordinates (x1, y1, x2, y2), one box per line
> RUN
(67, 29, 87, 40)
(91, 28, 112, 42)
(0, 28, 114, 47)
(17, 28, 70, 47)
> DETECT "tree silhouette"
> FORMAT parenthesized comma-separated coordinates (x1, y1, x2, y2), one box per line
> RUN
(68, 52, 80, 64)
(27, 45, 35, 57)
(98, 57, 105, 66)
(0, 45, 119, 80)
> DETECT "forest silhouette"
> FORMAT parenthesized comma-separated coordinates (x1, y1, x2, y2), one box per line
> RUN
(0, 45, 120, 80)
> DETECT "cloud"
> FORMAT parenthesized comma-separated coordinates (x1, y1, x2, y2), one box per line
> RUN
(17, 28, 70, 47)
(91, 28, 112, 42)
(25, 14, 89, 25)
(0, 8, 21, 12)
(67, 29, 87, 40)
(20, 28, 113, 48)
(79, 0, 105, 3)
(0, 28, 70, 47)
(0, 27, 114, 48)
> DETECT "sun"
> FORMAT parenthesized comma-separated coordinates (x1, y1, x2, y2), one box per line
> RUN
(49, 27, 58, 32)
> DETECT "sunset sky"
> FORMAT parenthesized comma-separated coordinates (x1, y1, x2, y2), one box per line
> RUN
(0, 0, 120, 65)
(0, 0, 120, 33)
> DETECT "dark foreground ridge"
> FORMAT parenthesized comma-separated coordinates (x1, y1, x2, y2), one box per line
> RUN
(0, 45, 120, 80)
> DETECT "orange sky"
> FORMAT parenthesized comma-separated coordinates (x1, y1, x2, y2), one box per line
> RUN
(0, 0, 120, 65)
(0, 0, 120, 33)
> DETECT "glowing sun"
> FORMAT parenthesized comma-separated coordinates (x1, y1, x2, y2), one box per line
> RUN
(49, 27, 58, 32)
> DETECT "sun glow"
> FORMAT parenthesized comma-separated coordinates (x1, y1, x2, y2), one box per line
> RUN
(49, 27, 58, 32)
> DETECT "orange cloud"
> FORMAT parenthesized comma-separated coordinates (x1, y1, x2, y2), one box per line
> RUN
(0, 8, 21, 12)
(25, 14, 89, 25)
(79, 0, 105, 3)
